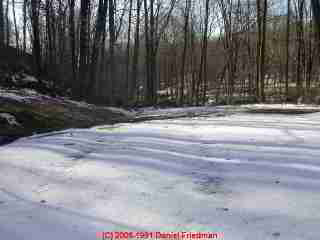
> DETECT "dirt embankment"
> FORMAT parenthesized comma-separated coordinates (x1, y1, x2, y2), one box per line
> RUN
(0, 89, 135, 143)
(0, 90, 135, 145)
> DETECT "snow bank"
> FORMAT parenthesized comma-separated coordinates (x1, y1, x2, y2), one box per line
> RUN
(243, 103, 320, 110)
(0, 87, 49, 103)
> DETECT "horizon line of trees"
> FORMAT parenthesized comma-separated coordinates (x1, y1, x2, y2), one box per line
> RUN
(1, 0, 320, 106)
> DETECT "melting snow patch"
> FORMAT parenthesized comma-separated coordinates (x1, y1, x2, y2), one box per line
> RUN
(64, 99, 94, 109)
(0, 113, 20, 126)
(0, 87, 46, 102)
(22, 74, 38, 83)
(105, 107, 135, 118)
(0, 88, 27, 102)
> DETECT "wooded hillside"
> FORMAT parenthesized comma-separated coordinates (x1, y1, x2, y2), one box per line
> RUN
(1, 0, 320, 106)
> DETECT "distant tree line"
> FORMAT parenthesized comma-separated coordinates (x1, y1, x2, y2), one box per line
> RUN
(1, 0, 320, 106)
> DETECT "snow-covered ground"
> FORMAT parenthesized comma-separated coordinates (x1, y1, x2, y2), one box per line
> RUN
(1, 107, 320, 239)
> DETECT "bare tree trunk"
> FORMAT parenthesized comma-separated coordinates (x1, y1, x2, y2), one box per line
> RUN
(5, 0, 9, 46)
(23, 0, 26, 51)
(256, 0, 262, 100)
(50, 6, 57, 66)
(296, 0, 305, 100)
(201, 0, 210, 105)
(306, 9, 314, 94)
(45, 0, 53, 67)
(143, 0, 159, 105)
(259, 0, 267, 102)
(0, 0, 4, 46)
(77, 0, 90, 98)
(310, 0, 320, 77)
(149, 0, 157, 105)
(256, 0, 267, 102)
(180, 0, 191, 105)
(131, 0, 142, 102)
(190, 22, 196, 104)
(311, 0, 320, 38)
(11, 0, 19, 49)
(285, 0, 291, 100)
(125, 0, 133, 104)
(89, 0, 108, 100)
(143, 0, 150, 103)
(109, 0, 116, 104)
(68, 0, 76, 85)
(31, 0, 42, 76)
